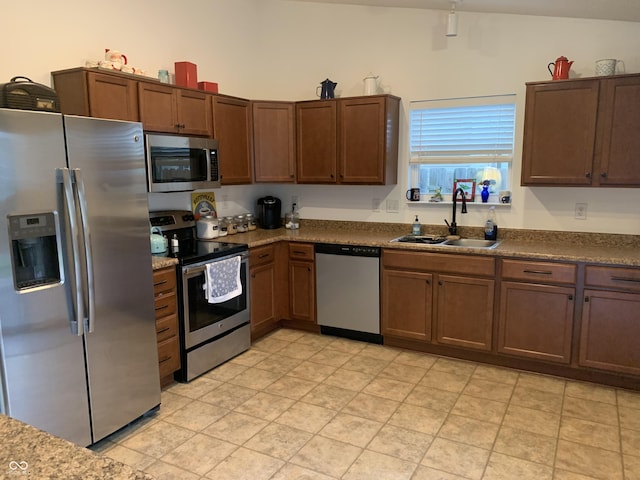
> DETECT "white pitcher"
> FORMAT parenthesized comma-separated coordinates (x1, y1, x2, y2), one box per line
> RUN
(363, 74, 379, 95)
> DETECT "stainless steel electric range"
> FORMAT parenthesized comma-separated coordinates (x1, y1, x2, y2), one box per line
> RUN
(150, 210, 250, 382)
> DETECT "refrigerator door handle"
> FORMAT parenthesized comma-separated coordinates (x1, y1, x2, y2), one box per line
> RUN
(57, 167, 84, 336)
(71, 168, 96, 334)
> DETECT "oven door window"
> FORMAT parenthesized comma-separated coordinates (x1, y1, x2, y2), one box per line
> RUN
(187, 265, 247, 332)
(150, 146, 207, 183)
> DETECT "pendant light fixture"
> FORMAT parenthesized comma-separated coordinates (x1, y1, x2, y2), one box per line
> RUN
(446, 0, 459, 37)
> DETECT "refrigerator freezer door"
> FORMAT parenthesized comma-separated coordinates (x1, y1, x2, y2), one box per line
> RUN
(0, 108, 92, 446)
(63, 115, 160, 443)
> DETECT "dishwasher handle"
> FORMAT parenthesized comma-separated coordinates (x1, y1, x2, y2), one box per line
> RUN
(315, 243, 380, 257)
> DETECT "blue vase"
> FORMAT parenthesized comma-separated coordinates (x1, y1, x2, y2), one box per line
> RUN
(481, 186, 489, 203)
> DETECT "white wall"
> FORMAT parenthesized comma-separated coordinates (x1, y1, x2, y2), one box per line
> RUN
(2, 0, 639, 233)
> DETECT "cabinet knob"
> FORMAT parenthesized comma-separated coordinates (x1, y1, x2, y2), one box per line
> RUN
(585, 172, 592, 178)
(585, 296, 590, 302)
(568, 294, 573, 300)
(426, 279, 430, 285)
(438, 280, 443, 286)
(601, 172, 608, 178)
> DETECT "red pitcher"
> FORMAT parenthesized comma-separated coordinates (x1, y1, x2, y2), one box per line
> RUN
(547, 56, 573, 80)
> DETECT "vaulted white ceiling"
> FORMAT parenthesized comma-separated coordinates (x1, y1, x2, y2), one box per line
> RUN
(287, 0, 640, 22)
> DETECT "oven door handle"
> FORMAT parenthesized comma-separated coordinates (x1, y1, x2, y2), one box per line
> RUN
(182, 253, 248, 278)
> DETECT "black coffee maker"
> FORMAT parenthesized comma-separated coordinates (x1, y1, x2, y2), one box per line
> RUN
(257, 196, 282, 229)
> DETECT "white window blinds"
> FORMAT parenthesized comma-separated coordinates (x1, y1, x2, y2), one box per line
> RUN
(410, 95, 516, 164)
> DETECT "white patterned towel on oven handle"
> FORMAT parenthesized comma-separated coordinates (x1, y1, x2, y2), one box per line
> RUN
(203, 255, 242, 303)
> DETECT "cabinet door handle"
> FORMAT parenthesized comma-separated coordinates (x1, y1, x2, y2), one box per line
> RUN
(155, 304, 169, 311)
(611, 276, 640, 284)
(159, 356, 172, 364)
(292, 250, 306, 255)
(568, 294, 573, 300)
(426, 279, 430, 285)
(258, 253, 269, 259)
(154, 279, 168, 287)
(438, 280, 443, 286)
(585, 296, 590, 302)
(523, 270, 552, 275)
(307, 267, 311, 272)
(157, 327, 170, 335)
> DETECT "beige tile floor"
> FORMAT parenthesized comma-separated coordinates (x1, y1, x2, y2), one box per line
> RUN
(92, 328, 640, 480)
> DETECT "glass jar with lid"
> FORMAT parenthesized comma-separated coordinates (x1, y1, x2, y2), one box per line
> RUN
(225, 216, 238, 235)
(246, 213, 257, 231)
(235, 214, 247, 233)
(218, 217, 228, 237)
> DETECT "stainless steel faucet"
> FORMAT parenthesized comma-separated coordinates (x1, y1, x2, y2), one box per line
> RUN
(444, 187, 468, 236)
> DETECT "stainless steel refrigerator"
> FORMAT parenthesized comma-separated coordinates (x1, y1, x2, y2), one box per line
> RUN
(0, 108, 161, 446)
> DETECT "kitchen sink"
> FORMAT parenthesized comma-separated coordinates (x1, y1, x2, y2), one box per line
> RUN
(390, 235, 447, 244)
(441, 238, 502, 249)
(390, 235, 502, 249)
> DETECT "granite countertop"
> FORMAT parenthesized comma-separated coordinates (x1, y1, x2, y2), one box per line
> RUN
(151, 255, 178, 270)
(0, 414, 154, 479)
(218, 220, 640, 267)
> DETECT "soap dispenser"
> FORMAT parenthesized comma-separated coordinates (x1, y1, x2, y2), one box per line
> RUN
(484, 207, 498, 240)
(412, 215, 421, 236)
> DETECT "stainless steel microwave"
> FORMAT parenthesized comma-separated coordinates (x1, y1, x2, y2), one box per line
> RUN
(145, 134, 220, 192)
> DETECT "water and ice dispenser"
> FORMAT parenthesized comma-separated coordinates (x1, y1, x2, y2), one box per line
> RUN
(8, 212, 61, 290)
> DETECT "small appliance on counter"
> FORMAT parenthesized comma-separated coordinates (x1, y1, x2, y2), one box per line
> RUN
(257, 196, 282, 229)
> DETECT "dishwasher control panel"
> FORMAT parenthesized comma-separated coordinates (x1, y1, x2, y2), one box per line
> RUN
(315, 243, 380, 257)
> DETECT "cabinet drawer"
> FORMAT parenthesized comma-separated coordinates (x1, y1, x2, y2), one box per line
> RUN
(501, 259, 576, 284)
(154, 291, 176, 319)
(289, 243, 315, 261)
(156, 314, 178, 343)
(157, 336, 180, 378)
(153, 267, 177, 295)
(250, 244, 275, 267)
(382, 249, 495, 276)
(585, 265, 640, 292)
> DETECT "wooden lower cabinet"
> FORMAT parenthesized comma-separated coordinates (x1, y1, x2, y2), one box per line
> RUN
(381, 269, 432, 341)
(153, 266, 180, 388)
(499, 282, 574, 363)
(381, 249, 495, 350)
(579, 265, 640, 375)
(249, 245, 279, 337)
(288, 243, 316, 324)
(436, 275, 494, 351)
(498, 259, 576, 364)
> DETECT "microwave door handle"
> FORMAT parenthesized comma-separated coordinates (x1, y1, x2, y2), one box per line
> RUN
(57, 168, 84, 336)
(71, 169, 96, 334)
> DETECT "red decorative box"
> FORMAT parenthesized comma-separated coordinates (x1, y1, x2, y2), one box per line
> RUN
(198, 81, 218, 93)
(174, 61, 198, 89)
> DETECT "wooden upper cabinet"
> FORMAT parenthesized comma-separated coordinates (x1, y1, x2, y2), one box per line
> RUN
(138, 82, 178, 133)
(296, 95, 399, 185)
(522, 74, 640, 187)
(596, 76, 640, 185)
(212, 95, 253, 185)
(138, 82, 211, 136)
(178, 89, 212, 136)
(338, 95, 399, 185)
(296, 100, 338, 183)
(52, 68, 139, 122)
(252, 101, 296, 182)
(521, 79, 599, 185)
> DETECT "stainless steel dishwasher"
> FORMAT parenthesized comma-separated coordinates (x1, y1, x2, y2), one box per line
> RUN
(315, 243, 382, 344)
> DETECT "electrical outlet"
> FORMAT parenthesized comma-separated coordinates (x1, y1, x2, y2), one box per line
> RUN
(372, 198, 381, 212)
(386, 199, 399, 213)
(575, 203, 587, 220)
